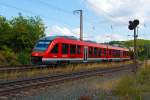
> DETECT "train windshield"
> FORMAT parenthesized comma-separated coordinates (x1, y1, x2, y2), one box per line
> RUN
(33, 40, 51, 51)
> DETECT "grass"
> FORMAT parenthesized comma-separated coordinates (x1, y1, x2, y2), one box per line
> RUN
(112, 60, 150, 100)
(0, 61, 132, 80)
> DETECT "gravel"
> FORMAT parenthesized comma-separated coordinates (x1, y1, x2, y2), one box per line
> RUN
(6, 69, 132, 100)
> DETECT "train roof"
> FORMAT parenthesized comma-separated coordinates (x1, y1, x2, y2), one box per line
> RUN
(40, 36, 78, 41)
(40, 36, 129, 51)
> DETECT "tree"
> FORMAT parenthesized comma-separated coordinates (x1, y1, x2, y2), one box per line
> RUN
(0, 14, 46, 65)
(0, 16, 12, 48)
(10, 13, 45, 52)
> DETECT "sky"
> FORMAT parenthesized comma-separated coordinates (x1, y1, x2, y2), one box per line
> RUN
(0, 0, 150, 43)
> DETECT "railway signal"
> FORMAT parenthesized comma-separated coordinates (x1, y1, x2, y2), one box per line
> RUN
(128, 20, 139, 30)
(128, 21, 134, 30)
(128, 19, 140, 73)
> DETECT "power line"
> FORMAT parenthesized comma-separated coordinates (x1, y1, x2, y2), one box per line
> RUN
(32, 0, 125, 30)
(33, 0, 131, 31)
(0, 2, 39, 16)
(31, 0, 72, 14)
(0, 1, 77, 27)
(33, 0, 111, 27)
(0, 1, 131, 36)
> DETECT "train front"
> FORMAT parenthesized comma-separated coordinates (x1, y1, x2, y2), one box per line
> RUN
(31, 37, 51, 64)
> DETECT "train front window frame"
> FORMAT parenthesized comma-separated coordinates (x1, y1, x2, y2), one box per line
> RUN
(33, 40, 51, 51)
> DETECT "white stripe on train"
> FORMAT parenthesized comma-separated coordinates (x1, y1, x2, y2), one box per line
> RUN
(42, 58, 130, 61)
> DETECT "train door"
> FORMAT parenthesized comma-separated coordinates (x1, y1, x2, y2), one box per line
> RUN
(83, 47, 88, 62)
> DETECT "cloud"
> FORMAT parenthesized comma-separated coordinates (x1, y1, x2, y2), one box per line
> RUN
(45, 25, 130, 43)
(72, 28, 80, 35)
(45, 25, 80, 37)
(86, 0, 150, 24)
(93, 33, 129, 43)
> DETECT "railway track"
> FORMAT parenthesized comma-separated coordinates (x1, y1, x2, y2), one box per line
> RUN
(0, 64, 134, 96)
(0, 65, 54, 73)
(0, 62, 131, 73)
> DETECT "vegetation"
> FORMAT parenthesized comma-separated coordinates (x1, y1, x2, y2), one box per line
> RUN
(109, 39, 150, 60)
(112, 62, 150, 100)
(0, 61, 132, 80)
(0, 13, 45, 65)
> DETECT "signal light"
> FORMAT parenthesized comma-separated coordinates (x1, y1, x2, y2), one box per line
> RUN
(128, 21, 134, 30)
(133, 19, 139, 27)
(128, 19, 139, 30)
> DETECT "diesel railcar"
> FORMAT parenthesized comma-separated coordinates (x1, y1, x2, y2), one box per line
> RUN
(31, 36, 130, 65)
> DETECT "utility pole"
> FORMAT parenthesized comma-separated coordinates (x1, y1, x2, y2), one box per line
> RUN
(134, 27, 137, 70)
(147, 45, 149, 58)
(128, 19, 139, 73)
(73, 10, 83, 41)
(146, 45, 149, 67)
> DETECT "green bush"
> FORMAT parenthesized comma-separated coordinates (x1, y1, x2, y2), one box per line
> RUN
(0, 52, 7, 65)
(0, 45, 32, 65)
(0, 14, 45, 65)
(0, 46, 20, 65)
(113, 75, 141, 97)
(17, 51, 31, 65)
(113, 65, 150, 99)
(137, 68, 150, 84)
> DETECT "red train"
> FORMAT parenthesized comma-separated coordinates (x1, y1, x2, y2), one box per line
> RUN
(31, 36, 130, 64)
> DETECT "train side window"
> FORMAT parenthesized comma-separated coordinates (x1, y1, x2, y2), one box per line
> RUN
(99, 48, 102, 57)
(127, 52, 129, 56)
(109, 49, 111, 55)
(125, 51, 128, 56)
(124, 51, 126, 56)
(115, 50, 117, 57)
(88, 47, 93, 56)
(77, 45, 81, 54)
(112, 50, 116, 57)
(94, 48, 98, 56)
(112, 50, 114, 56)
(117, 50, 120, 57)
(62, 43, 68, 54)
(116, 50, 118, 57)
(70, 45, 76, 54)
(104, 48, 106, 56)
(115, 50, 118, 57)
(51, 44, 58, 54)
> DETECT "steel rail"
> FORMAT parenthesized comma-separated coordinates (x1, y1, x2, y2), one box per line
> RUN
(0, 62, 131, 73)
(0, 64, 134, 96)
(0, 65, 54, 73)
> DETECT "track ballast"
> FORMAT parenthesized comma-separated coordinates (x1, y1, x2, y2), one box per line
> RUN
(0, 63, 135, 96)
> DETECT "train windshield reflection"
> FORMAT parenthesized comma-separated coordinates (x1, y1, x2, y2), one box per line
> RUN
(33, 40, 51, 51)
